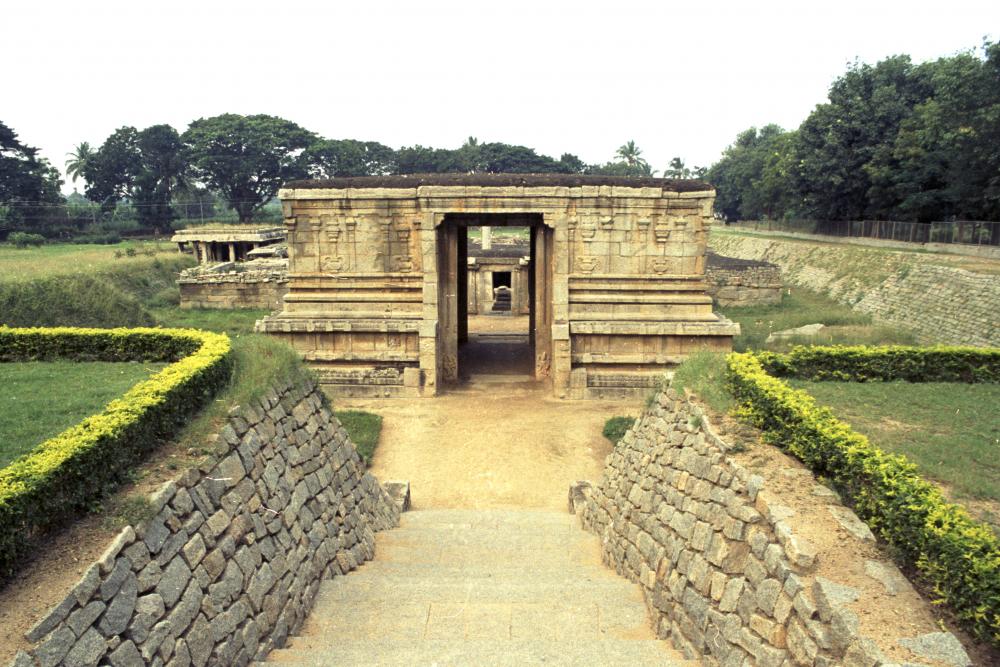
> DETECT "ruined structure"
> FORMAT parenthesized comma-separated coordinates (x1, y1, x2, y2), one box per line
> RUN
(705, 252, 782, 307)
(256, 174, 739, 398)
(177, 259, 289, 310)
(466, 235, 530, 315)
(171, 226, 285, 264)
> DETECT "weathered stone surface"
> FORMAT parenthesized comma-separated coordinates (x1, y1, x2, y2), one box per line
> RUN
(574, 391, 911, 667)
(828, 505, 877, 544)
(813, 577, 860, 621)
(898, 632, 972, 666)
(67, 600, 106, 637)
(25, 592, 76, 643)
(864, 559, 909, 596)
(98, 572, 137, 636)
(185, 614, 213, 667)
(107, 639, 144, 667)
(34, 625, 76, 667)
(15, 378, 400, 667)
(156, 558, 192, 608)
(64, 627, 107, 666)
(264, 176, 737, 398)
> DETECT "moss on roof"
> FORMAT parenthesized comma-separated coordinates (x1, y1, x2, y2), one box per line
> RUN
(283, 173, 713, 192)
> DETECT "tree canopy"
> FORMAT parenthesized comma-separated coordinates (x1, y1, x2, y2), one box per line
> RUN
(706, 41, 1000, 223)
(0, 121, 63, 235)
(183, 114, 316, 222)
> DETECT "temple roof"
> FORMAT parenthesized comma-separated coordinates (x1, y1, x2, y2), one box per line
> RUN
(283, 173, 713, 192)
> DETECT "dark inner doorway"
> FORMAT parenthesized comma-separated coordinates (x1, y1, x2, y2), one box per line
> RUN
(437, 214, 552, 385)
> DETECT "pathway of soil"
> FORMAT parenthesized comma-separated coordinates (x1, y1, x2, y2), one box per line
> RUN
(338, 383, 634, 511)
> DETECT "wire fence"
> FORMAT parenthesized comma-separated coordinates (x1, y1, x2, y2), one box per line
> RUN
(737, 219, 1000, 247)
(0, 198, 284, 241)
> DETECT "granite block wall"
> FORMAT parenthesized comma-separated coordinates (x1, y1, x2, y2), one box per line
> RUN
(576, 389, 886, 666)
(13, 378, 399, 667)
(709, 233, 1000, 347)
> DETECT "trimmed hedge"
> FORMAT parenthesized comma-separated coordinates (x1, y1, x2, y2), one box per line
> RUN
(756, 344, 1000, 383)
(0, 327, 232, 579)
(725, 350, 1000, 646)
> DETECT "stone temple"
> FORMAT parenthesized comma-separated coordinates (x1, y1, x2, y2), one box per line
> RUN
(256, 174, 739, 398)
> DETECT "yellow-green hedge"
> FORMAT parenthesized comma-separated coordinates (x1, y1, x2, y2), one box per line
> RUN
(0, 327, 232, 578)
(725, 350, 1000, 646)
(756, 344, 1000, 383)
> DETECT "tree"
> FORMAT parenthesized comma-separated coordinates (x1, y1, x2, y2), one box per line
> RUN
(134, 125, 186, 229)
(65, 142, 94, 184)
(394, 139, 573, 175)
(0, 121, 64, 237)
(183, 114, 315, 222)
(706, 125, 795, 221)
(664, 157, 691, 179)
(83, 126, 142, 210)
(792, 55, 932, 220)
(304, 139, 396, 177)
(614, 140, 653, 175)
(558, 153, 586, 173)
(82, 125, 185, 230)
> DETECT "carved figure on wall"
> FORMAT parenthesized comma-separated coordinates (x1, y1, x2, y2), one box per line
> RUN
(321, 256, 345, 273)
(575, 256, 601, 274)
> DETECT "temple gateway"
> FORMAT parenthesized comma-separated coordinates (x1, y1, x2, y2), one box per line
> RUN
(256, 174, 739, 398)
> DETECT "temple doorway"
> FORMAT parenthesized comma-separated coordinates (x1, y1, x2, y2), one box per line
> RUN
(435, 213, 553, 386)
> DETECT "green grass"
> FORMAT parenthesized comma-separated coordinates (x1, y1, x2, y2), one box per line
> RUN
(0, 247, 194, 328)
(0, 241, 178, 281)
(789, 380, 1000, 505)
(334, 410, 383, 465)
(671, 351, 734, 414)
(0, 361, 166, 467)
(718, 289, 917, 352)
(151, 307, 269, 337)
(602, 416, 636, 445)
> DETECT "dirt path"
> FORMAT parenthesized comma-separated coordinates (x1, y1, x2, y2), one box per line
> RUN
(336, 382, 636, 511)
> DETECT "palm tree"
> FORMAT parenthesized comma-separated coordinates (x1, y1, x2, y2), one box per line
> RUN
(65, 142, 94, 183)
(665, 157, 691, 179)
(616, 140, 642, 167)
(614, 140, 653, 177)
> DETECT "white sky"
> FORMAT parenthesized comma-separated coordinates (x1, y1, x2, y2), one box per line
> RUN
(3, 0, 998, 193)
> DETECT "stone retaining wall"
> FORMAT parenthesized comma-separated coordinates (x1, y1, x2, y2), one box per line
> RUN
(178, 272, 288, 310)
(709, 232, 1000, 347)
(13, 378, 399, 667)
(575, 389, 884, 666)
(705, 253, 782, 307)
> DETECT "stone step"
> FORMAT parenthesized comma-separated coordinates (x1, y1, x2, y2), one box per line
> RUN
(290, 600, 653, 641)
(260, 509, 692, 666)
(312, 578, 643, 605)
(396, 508, 576, 527)
(265, 639, 686, 666)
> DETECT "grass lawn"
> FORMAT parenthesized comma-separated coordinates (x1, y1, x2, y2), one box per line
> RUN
(718, 288, 916, 352)
(0, 242, 177, 282)
(150, 307, 269, 337)
(0, 361, 166, 468)
(789, 380, 1000, 507)
(334, 410, 383, 465)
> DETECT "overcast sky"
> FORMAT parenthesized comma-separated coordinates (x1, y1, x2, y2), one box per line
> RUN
(4, 0, 998, 193)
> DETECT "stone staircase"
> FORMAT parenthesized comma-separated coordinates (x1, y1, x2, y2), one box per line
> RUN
(262, 509, 694, 666)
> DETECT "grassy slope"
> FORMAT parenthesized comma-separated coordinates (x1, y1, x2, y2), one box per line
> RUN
(718, 288, 916, 352)
(0, 361, 165, 467)
(0, 241, 178, 281)
(789, 380, 1000, 505)
(0, 241, 382, 472)
(0, 243, 194, 328)
(334, 411, 382, 465)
